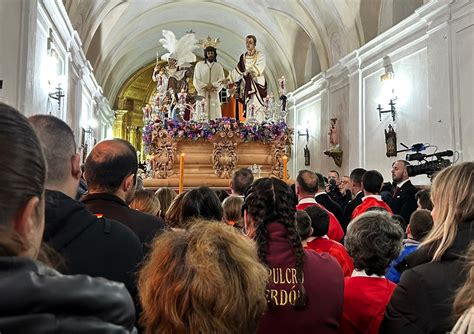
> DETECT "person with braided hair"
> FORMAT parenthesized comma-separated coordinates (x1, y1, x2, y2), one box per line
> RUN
(243, 177, 344, 333)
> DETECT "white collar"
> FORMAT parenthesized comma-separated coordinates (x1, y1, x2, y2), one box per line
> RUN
(362, 195, 382, 201)
(355, 190, 363, 196)
(315, 191, 326, 198)
(298, 197, 317, 204)
(396, 179, 410, 188)
(351, 269, 385, 278)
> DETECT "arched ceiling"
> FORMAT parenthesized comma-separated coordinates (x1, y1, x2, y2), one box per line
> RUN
(63, 0, 423, 107)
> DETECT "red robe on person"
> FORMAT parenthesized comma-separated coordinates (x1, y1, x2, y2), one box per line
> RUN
(339, 274, 396, 334)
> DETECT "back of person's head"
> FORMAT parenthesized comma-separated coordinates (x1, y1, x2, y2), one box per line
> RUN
(0, 103, 46, 258)
(296, 210, 312, 240)
(409, 209, 433, 241)
(130, 190, 161, 216)
(180, 187, 223, 226)
(164, 191, 186, 228)
(231, 168, 254, 195)
(215, 189, 230, 203)
(422, 162, 474, 261)
(391, 214, 407, 230)
(155, 187, 177, 219)
(315, 172, 325, 190)
(296, 170, 318, 194)
(415, 188, 433, 210)
(85, 139, 138, 193)
(362, 170, 384, 194)
(350, 168, 366, 189)
(243, 177, 305, 308)
(138, 221, 268, 334)
(304, 205, 330, 237)
(222, 195, 244, 228)
(345, 212, 404, 276)
(28, 115, 77, 187)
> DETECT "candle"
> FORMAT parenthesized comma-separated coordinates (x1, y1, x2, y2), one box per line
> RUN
(282, 155, 288, 182)
(179, 153, 185, 193)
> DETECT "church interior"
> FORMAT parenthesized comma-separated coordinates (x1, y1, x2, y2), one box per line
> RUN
(0, 1, 474, 333)
(1, 0, 472, 185)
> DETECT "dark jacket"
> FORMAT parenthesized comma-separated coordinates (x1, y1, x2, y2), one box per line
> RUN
(81, 192, 166, 252)
(0, 257, 136, 333)
(342, 191, 364, 231)
(257, 223, 344, 334)
(44, 190, 143, 303)
(316, 192, 344, 224)
(382, 220, 474, 333)
(389, 180, 418, 224)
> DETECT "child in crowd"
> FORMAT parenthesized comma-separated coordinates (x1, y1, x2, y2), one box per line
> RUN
(385, 209, 433, 283)
(297, 207, 354, 277)
(222, 195, 244, 231)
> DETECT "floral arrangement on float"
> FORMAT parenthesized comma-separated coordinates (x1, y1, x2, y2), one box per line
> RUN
(143, 118, 293, 154)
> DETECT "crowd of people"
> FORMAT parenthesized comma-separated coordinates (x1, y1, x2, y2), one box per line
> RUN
(0, 102, 472, 333)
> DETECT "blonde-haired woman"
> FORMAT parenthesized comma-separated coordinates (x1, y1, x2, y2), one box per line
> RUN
(138, 221, 268, 334)
(382, 162, 474, 333)
(451, 244, 474, 334)
(155, 187, 177, 220)
(130, 190, 161, 216)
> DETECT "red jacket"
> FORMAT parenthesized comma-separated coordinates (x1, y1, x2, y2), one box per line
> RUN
(351, 196, 393, 220)
(306, 238, 354, 277)
(258, 223, 344, 334)
(296, 200, 344, 242)
(339, 276, 396, 334)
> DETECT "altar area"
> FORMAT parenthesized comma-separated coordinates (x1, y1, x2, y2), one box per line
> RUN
(142, 118, 292, 189)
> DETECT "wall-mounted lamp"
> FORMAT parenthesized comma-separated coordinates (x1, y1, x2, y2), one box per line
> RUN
(297, 128, 309, 142)
(380, 56, 395, 82)
(377, 99, 396, 122)
(49, 84, 65, 111)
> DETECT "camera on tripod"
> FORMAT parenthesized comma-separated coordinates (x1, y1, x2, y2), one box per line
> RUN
(399, 143, 454, 177)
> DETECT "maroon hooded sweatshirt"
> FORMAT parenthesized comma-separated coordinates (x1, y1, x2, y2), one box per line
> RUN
(257, 223, 344, 334)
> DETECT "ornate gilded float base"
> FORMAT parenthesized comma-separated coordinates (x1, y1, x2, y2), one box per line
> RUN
(143, 119, 293, 188)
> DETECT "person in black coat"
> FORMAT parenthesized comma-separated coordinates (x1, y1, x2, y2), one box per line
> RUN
(315, 172, 344, 224)
(342, 168, 366, 231)
(390, 160, 418, 223)
(30, 115, 144, 296)
(0, 104, 136, 333)
(382, 162, 474, 333)
(82, 138, 167, 253)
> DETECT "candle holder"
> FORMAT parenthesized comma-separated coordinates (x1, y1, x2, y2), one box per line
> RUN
(246, 104, 258, 126)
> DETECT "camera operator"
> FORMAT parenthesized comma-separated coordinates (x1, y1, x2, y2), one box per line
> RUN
(315, 172, 344, 224)
(326, 170, 351, 209)
(389, 160, 418, 224)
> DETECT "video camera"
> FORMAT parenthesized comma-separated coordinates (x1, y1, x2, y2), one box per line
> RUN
(398, 143, 454, 177)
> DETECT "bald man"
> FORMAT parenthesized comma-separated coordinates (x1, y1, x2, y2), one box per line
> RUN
(29, 115, 143, 318)
(81, 139, 166, 252)
(390, 160, 418, 224)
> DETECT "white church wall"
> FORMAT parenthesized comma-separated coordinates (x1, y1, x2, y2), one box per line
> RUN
(289, 0, 473, 185)
(451, 2, 474, 163)
(0, 0, 37, 111)
(0, 0, 113, 152)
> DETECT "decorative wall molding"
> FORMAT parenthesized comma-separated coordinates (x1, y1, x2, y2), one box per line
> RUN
(288, 0, 473, 184)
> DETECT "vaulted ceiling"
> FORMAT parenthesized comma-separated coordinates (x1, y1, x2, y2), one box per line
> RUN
(63, 0, 423, 106)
